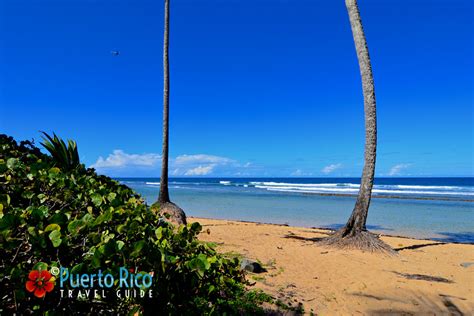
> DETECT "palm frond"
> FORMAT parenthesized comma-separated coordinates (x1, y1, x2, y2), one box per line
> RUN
(40, 131, 82, 171)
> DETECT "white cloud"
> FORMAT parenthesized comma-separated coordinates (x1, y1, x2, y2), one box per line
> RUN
(321, 163, 342, 174)
(184, 165, 216, 176)
(93, 151, 346, 177)
(291, 169, 304, 176)
(174, 154, 235, 176)
(91, 151, 242, 177)
(175, 154, 234, 166)
(388, 163, 412, 176)
(91, 150, 160, 168)
(170, 168, 181, 176)
(291, 169, 313, 176)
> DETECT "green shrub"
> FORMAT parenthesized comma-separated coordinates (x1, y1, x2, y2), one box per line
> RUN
(0, 134, 272, 315)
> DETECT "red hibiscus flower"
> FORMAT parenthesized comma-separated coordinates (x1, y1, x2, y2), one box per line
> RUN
(25, 270, 54, 298)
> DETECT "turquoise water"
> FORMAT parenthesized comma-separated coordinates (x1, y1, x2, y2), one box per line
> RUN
(120, 178, 474, 243)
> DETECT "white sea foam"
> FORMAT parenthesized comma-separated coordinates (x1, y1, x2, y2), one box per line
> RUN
(250, 181, 341, 187)
(255, 186, 360, 193)
(258, 187, 474, 196)
(395, 185, 466, 190)
(171, 181, 203, 185)
(373, 189, 474, 196)
(143, 179, 473, 198)
(145, 182, 160, 186)
(344, 184, 361, 188)
(251, 182, 474, 196)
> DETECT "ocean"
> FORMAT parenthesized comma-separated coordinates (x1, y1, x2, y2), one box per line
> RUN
(118, 177, 474, 243)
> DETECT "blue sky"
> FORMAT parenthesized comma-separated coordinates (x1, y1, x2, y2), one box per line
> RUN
(0, 0, 472, 177)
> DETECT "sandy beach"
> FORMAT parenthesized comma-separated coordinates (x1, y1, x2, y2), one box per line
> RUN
(193, 217, 474, 315)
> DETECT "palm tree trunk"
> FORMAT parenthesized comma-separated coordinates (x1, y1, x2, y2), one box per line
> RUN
(321, 0, 393, 253)
(159, 0, 171, 204)
(154, 0, 186, 226)
(342, 0, 376, 236)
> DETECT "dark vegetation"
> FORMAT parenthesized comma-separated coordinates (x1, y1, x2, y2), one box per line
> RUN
(0, 134, 290, 315)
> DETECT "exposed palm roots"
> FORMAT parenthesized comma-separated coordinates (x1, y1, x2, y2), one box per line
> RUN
(319, 229, 396, 255)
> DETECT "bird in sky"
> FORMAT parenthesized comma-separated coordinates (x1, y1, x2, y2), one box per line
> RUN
(111, 50, 120, 56)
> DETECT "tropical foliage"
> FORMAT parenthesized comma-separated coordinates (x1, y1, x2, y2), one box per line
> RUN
(0, 134, 275, 315)
(40, 132, 81, 171)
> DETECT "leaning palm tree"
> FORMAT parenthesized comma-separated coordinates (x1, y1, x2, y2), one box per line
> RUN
(321, 0, 392, 253)
(153, 0, 187, 225)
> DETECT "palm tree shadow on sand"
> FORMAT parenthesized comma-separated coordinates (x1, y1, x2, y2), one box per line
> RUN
(322, 224, 394, 232)
(359, 290, 469, 315)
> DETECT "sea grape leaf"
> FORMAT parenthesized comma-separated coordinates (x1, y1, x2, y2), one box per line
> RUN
(33, 262, 48, 271)
(6, 158, 19, 169)
(67, 219, 85, 235)
(131, 240, 146, 257)
(107, 192, 116, 202)
(49, 230, 62, 247)
(117, 240, 125, 250)
(155, 227, 163, 240)
(91, 193, 102, 207)
(44, 223, 61, 232)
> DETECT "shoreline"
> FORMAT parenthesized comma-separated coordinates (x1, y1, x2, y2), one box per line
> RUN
(193, 217, 474, 314)
(190, 216, 474, 245)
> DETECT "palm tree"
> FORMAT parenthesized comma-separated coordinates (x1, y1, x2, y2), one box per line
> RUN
(321, 0, 392, 253)
(154, 0, 187, 225)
